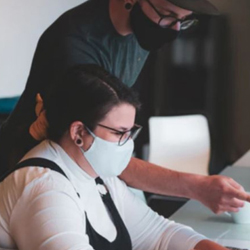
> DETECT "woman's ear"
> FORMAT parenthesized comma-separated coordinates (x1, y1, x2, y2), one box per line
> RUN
(69, 121, 85, 146)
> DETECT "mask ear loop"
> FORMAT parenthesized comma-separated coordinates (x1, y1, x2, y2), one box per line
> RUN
(85, 126, 96, 138)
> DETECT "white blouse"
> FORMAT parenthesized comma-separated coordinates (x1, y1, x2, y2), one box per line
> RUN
(0, 140, 206, 250)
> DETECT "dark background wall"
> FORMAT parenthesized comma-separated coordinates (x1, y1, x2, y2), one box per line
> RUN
(133, 0, 250, 174)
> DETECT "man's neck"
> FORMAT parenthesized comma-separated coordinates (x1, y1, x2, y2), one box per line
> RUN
(109, 0, 133, 36)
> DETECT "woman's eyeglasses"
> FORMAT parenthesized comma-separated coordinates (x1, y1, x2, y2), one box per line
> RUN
(97, 123, 142, 146)
(145, 0, 199, 30)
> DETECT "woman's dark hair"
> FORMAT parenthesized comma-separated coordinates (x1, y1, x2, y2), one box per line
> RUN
(44, 64, 141, 141)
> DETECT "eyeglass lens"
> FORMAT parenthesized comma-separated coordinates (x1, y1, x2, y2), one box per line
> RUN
(160, 17, 198, 30)
(119, 131, 131, 146)
(118, 126, 142, 146)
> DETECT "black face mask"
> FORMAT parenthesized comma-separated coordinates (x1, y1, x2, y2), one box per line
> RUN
(130, 3, 180, 51)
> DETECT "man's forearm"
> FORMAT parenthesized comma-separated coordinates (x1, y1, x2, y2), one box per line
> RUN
(119, 157, 203, 199)
(194, 239, 228, 250)
(120, 157, 250, 214)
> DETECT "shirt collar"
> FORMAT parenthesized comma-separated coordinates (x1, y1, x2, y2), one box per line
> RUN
(47, 140, 94, 182)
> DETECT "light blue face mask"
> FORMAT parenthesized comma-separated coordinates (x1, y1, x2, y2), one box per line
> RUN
(80, 128, 134, 178)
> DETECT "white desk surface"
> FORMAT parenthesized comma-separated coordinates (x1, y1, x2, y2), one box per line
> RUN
(170, 166, 250, 244)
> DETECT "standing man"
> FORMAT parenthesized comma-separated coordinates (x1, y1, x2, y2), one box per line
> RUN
(0, 0, 249, 213)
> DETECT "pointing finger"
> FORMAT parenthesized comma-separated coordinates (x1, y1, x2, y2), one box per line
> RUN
(228, 178, 244, 190)
(232, 189, 250, 202)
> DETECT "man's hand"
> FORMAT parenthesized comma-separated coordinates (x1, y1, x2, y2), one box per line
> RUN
(120, 158, 250, 214)
(193, 175, 250, 214)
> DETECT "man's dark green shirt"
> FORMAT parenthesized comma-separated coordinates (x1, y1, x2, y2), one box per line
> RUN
(0, 0, 149, 171)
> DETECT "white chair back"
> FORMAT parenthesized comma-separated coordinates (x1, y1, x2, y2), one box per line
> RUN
(233, 149, 250, 167)
(148, 115, 210, 175)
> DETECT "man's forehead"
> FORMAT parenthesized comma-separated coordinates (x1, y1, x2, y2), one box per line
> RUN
(166, 0, 219, 15)
(151, 0, 193, 17)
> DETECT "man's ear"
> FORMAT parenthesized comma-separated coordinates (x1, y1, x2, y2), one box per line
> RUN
(124, 0, 137, 10)
(69, 121, 85, 145)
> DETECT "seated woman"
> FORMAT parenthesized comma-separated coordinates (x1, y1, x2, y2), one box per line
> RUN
(0, 65, 227, 250)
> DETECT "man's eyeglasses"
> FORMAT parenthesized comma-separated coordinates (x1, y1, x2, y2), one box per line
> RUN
(145, 0, 198, 30)
(97, 123, 142, 146)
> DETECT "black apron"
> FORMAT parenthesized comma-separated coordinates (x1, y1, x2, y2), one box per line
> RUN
(0, 158, 132, 250)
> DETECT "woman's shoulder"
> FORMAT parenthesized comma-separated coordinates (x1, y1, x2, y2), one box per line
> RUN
(1, 140, 79, 209)
(0, 163, 79, 230)
(2, 163, 77, 201)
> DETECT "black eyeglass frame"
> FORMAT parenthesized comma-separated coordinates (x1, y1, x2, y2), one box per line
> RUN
(145, 0, 198, 30)
(97, 123, 142, 146)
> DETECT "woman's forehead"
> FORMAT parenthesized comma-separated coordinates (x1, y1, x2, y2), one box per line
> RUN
(101, 104, 136, 128)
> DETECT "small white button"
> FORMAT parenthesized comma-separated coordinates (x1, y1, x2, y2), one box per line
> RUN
(97, 184, 108, 195)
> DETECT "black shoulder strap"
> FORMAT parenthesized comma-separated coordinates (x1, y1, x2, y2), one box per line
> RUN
(0, 157, 81, 198)
(0, 157, 68, 182)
